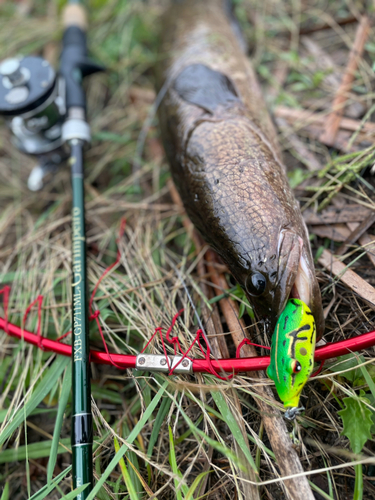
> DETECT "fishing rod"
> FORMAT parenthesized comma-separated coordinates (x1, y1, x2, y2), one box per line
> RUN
(62, 3, 100, 497)
(0, 1, 102, 497)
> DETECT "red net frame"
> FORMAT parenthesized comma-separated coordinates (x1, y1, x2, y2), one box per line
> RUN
(1, 219, 375, 377)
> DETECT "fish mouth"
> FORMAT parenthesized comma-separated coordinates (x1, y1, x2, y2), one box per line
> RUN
(290, 250, 313, 307)
(270, 230, 302, 320)
(273, 230, 324, 339)
(244, 230, 324, 339)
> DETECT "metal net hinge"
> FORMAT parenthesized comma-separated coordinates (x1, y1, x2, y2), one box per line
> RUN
(135, 354, 193, 374)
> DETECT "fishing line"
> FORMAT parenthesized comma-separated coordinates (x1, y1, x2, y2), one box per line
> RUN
(133, 78, 170, 174)
(171, 262, 212, 349)
(168, 260, 237, 379)
(132, 46, 204, 175)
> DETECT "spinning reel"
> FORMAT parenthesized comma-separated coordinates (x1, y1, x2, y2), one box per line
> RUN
(0, 24, 102, 190)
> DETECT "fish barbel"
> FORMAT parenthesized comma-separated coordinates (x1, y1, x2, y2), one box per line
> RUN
(156, 0, 324, 338)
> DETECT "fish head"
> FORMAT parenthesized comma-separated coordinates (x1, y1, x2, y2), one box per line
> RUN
(266, 299, 316, 411)
(243, 229, 324, 339)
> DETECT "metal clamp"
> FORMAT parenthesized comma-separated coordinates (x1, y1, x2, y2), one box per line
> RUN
(136, 354, 192, 374)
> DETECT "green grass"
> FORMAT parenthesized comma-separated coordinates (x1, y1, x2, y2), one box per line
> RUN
(1, 0, 375, 499)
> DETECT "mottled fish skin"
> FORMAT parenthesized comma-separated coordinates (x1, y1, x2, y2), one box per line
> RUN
(156, 0, 324, 338)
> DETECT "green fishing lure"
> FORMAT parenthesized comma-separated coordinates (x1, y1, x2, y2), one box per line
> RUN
(267, 299, 316, 419)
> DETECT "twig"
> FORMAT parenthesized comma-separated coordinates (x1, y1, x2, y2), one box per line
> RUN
(299, 15, 358, 35)
(276, 117, 322, 171)
(336, 211, 375, 255)
(275, 106, 375, 135)
(348, 223, 375, 268)
(331, 198, 375, 267)
(274, 106, 374, 152)
(320, 16, 371, 146)
(318, 249, 375, 306)
(304, 204, 371, 225)
(311, 224, 351, 242)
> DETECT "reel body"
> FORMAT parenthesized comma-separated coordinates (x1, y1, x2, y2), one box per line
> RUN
(0, 32, 102, 190)
(0, 55, 67, 189)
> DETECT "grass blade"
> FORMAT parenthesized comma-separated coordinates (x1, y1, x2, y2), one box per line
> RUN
(169, 425, 189, 499)
(211, 390, 257, 472)
(147, 396, 172, 457)
(359, 364, 375, 400)
(0, 437, 70, 464)
(114, 436, 139, 500)
(29, 466, 71, 500)
(177, 403, 245, 470)
(185, 471, 211, 500)
(86, 380, 168, 500)
(127, 457, 156, 498)
(59, 485, 90, 500)
(0, 408, 57, 425)
(0, 483, 9, 500)
(47, 365, 72, 482)
(309, 482, 335, 500)
(121, 421, 142, 496)
(0, 356, 70, 446)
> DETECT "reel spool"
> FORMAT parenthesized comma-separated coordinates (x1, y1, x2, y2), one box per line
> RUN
(0, 37, 102, 191)
(0, 56, 67, 190)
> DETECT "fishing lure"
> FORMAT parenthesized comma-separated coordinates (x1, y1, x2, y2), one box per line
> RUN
(267, 299, 316, 420)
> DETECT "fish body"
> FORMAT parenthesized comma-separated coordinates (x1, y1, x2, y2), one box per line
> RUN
(156, 0, 324, 337)
(267, 299, 316, 411)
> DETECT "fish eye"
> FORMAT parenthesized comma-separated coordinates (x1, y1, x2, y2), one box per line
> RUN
(246, 272, 267, 296)
(293, 361, 302, 374)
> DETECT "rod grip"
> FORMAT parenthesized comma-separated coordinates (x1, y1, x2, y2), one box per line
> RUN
(62, 4, 88, 31)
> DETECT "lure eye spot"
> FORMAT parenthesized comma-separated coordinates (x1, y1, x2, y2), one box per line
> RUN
(300, 348, 307, 356)
(293, 361, 302, 373)
(246, 272, 267, 296)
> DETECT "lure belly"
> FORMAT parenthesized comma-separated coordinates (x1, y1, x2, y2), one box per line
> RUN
(267, 299, 316, 418)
